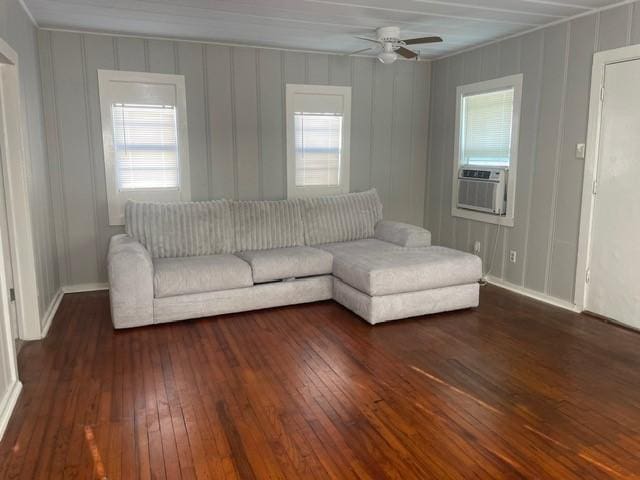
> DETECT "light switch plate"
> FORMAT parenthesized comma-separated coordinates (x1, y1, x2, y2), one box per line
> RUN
(576, 143, 586, 159)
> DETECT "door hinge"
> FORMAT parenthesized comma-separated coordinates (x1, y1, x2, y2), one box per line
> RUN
(592, 180, 598, 196)
(586, 268, 591, 284)
(9, 288, 15, 302)
(600, 86, 605, 102)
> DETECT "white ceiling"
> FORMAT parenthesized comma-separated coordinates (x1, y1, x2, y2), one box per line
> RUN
(25, 0, 627, 58)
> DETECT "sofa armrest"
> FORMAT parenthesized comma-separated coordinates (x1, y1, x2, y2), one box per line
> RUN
(374, 220, 432, 248)
(107, 234, 154, 328)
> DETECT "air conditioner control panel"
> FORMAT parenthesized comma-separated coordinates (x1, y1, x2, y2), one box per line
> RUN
(459, 167, 507, 181)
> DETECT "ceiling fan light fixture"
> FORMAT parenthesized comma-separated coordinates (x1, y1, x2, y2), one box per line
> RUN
(352, 26, 442, 63)
(377, 51, 398, 64)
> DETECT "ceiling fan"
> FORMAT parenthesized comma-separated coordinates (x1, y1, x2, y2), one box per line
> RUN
(350, 26, 443, 64)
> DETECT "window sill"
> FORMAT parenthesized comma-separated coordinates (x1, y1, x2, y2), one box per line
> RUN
(451, 206, 514, 227)
(287, 185, 349, 199)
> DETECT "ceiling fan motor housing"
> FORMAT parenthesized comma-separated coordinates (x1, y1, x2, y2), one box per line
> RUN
(376, 26, 401, 44)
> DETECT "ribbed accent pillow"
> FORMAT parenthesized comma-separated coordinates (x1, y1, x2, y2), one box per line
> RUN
(301, 189, 383, 245)
(232, 199, 304, 252)
(125, 200, 233, 258)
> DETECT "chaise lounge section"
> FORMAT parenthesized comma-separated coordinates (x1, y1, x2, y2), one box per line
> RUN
(108, 189, 482, 328)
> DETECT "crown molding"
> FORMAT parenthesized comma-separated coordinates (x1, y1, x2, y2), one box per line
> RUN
(39, 27, 434, 61)
(435, 0, 636, 61)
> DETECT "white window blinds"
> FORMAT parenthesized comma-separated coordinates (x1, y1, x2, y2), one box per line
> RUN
(294, 113, 343, 187)
(111, 103, 179, 190)
(461, 88, 514, 167)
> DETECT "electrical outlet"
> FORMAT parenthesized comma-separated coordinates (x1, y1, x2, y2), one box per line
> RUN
(473, 241, 481, 255)
(509, 250, 517, 263)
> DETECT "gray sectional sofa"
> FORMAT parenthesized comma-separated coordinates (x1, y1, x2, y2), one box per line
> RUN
(107, 189, 482, 329)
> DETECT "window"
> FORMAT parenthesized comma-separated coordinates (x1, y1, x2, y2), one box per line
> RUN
(461, 88, 514, 167)
(112, 103, 179, 190)
(294, 113, 343, 187)
(98, 70, 190, 225)
(452, 74, 522, 226)
(286, 84, 351, 198)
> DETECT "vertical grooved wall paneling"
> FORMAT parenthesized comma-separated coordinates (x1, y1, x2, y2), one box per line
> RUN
(38, 31, 431, 284)
(425, 1, 640, 303)
(48, 31, 101, 285)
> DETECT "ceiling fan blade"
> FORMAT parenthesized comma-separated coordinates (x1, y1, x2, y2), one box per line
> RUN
(355, 36, 380, 44)
(403, 36, 443, 45)
(396, 46, 418, 59)
(347, 47, 375, 56)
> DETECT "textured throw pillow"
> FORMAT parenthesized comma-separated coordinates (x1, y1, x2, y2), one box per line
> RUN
(125, 200, 233, 258)
(300, 189, 383, 246)
(231, 199, 304, 252)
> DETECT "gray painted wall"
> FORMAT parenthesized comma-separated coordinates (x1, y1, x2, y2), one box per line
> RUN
(0, 0, 59, 327)
(425, 2, 640, 303)
(37, 30, 431, 286)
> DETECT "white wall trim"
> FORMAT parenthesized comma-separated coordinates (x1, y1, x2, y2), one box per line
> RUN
(285, 84, 351, 198)
(97, 69, 191, 225)
(62, 283, 109, 294)
(0, 380, 22, 440)
(41, 285, 107, 338)
(40, 288, 63, 338)
(435, 0, 636, 61)
(0, 39, 22, 442)
(0, 38, 42, 340)
(451, 74, 523, 228)
(574, 43, 640, 312)
(485, 275, 580, 313)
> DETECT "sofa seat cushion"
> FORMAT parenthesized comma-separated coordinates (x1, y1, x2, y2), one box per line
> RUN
(236, 247, 333, 283)
(319, 239, 481, 296)
(153, 255, 253, 298)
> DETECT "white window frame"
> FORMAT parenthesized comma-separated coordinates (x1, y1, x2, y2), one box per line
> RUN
(452, 74, 523, 227)
(285, 84, 351, 198)
(98, 69, 190, 225)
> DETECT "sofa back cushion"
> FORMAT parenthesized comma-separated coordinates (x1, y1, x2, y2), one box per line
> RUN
(300, 189, 383, 246)
(125, 200, 233, 258)
(232, 199, 304, 252)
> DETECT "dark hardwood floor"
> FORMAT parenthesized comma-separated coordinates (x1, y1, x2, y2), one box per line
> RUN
(1, 285, 640, 479)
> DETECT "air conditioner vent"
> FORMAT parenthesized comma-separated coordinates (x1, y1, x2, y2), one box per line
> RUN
(458, 179, 496, 211)
(456, 167, 507, 215)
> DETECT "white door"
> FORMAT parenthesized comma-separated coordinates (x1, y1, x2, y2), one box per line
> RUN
(586, 58, 640, 329)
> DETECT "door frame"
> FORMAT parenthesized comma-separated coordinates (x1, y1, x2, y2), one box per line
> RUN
(0, 37, 41, 340)
(574, 44, 640, 312)
(0, 39, 25, 438)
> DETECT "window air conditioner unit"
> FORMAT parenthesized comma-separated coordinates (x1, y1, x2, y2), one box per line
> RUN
(457, 167, 508, 215)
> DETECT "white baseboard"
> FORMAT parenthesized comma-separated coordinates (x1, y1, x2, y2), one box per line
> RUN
(35, 284, 108, 339)
(40, 288, 63, 338)
(0, 380, 22, 440)
(62, 282, 109, 294)
(485, 275, 580, 313)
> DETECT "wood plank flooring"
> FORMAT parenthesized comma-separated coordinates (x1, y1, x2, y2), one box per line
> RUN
(1, 285, 640, 479)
